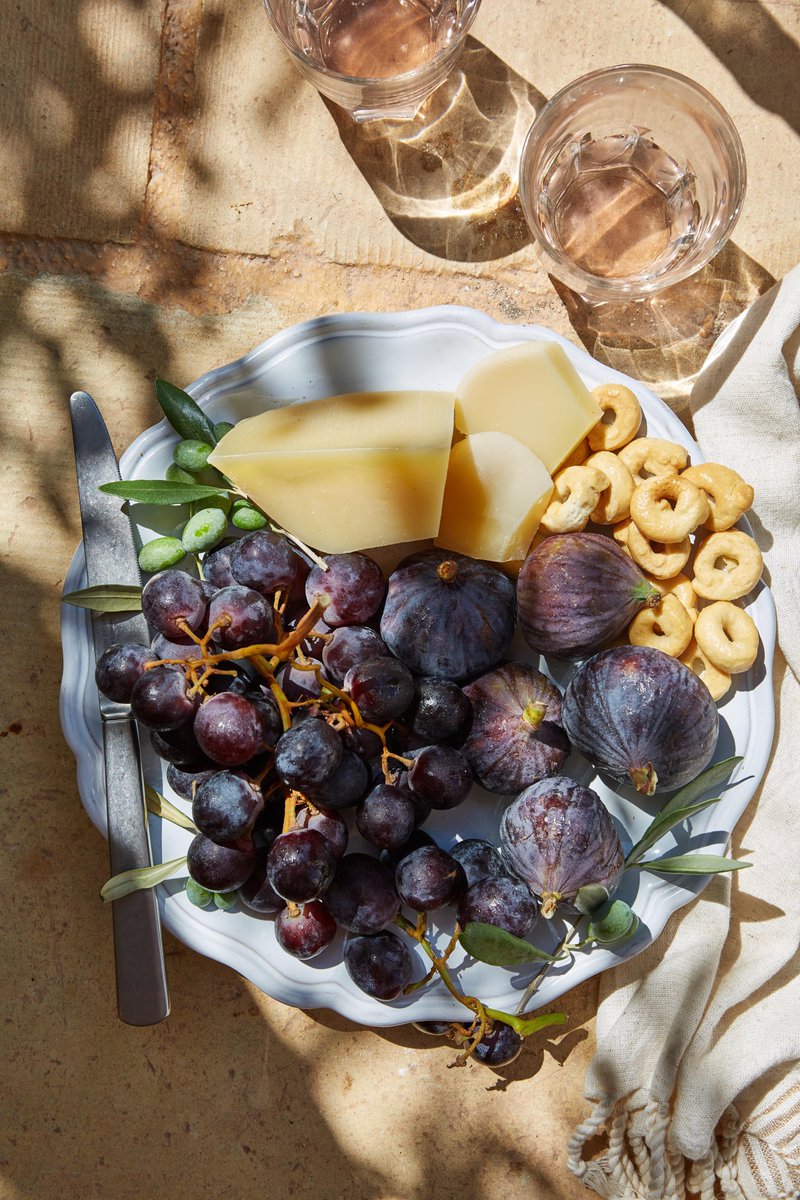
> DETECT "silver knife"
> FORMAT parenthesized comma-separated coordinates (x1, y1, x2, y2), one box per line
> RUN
(69, 391, 170, 1026)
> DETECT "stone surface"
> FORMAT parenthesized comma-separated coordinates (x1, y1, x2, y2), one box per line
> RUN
(1, 1, 799, 1198)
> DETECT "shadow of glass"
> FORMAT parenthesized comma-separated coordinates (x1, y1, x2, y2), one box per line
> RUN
(658, 0, 800, 138)
(551, 242, 776, 412)
(324, 37, 544, 262)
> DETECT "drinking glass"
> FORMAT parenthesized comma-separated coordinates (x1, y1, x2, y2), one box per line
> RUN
(263, 0, 482, 122)
(519, 65, 747, 299)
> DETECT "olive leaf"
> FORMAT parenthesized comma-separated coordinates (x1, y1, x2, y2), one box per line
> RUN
(99, 480, 230, 505)
(100, 855, 187, 902)
(155, 378, 218, 446)
(62, 583, 143, 612)
(625, 755, 744, 866)
(145, 785, 198, 833)
(459, 922, 564, 967)
(585, 899, 639, 945)
(636, 854, 751, 875)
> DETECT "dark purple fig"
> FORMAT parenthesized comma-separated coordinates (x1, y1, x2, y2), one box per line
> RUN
(562, 645, 719, 795)
(380, 549, 516, 682)
(518, 532, 660, 660)
(500, 777, 624, 918)
(461, 662, 570, 794)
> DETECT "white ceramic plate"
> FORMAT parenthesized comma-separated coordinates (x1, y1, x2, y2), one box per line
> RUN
(60, 306, 776, 1027)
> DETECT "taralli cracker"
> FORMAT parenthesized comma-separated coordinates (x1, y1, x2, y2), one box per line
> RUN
(629, 475, 709, 543)
(618, 437, 689, 484)
(681, 463, 754, 532)
(624, 521, 691, 578)
(693, 530, 764, 601)
(645, 572, 699, 623)
(680, 638, 732, 701)
(628, 593, 694, 658)
(694, 601, 760, 674)
(586, 450, 635, 524)
(540, 465, 610, 534)
(587, 383, 642, 451)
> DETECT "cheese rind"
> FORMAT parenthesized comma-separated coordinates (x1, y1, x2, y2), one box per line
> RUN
(434, 432, 554, 562)
(455, 342, 602, 474)
(208, 390, 455, 554)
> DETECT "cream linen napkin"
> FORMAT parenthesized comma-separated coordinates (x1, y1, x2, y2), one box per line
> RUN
(567, 266, 800, 1200)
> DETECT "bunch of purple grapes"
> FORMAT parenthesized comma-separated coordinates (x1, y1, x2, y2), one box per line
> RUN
(95, 529, 535, 1061)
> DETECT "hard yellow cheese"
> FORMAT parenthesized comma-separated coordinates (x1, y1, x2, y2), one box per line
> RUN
(208, 390, 455, 554)
(455, 342, 602, 474)
(435, 432, 554, 562)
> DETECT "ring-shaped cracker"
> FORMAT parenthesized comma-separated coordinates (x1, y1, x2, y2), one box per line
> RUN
(540, 465, 610, 534)
(628, 593, 693, 657)
(645, 572, 698, 623)
(692, 530, 763, 601)
(694, 601, 760, 674)
(679, 638, 732, 701)
(625, 522, 691, 578)
(629, 475, 709, 543)
(587, 383, 642, 451)
(681, 463, 754, 532)
(618, 437, 689, 485)
(586, 451, 635, 524)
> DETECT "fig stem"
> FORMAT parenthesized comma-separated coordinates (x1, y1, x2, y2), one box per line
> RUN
(630, 764, 658, 795)
(522, 701, 547, 730)
(436, 559, 458, 583)
(540, 892, 560, 919)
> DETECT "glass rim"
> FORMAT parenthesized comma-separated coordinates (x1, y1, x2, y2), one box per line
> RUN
(262, 0, 482, 87)
(518, 63, 748, 299)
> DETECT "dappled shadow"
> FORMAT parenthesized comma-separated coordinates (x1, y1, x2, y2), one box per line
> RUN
(658, 0, 800, 138)
(552, 242, 775, 412)
(326, 37, 543, 262)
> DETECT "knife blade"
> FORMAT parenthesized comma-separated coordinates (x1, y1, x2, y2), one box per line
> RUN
(69, 390, 170, 1026)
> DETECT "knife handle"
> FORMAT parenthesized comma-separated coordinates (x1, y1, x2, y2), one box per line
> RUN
(103, 718, 170, 1026)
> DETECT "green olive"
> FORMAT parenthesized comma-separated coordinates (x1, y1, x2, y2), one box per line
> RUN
(181, 507, 228, 553)
(138, 536, 186, 573)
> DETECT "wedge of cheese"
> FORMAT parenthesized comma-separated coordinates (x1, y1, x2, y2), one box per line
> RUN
(455, 342, 602, 474)
(435, 432, 554, 562)
(208, 390, 455, 554)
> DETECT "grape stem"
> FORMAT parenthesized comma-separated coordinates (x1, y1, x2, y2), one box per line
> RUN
(515, 916, 584, 1015)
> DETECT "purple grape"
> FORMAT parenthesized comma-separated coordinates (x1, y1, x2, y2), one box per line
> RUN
(266, 828, 336, 902)
(192, 771, 265, 843)
(344, 656, 415, 723)
(407, 745, 473, 810)
(149, 722, 205, 766)
(411, 678, 472, 743)
(250, 803, 282, 852)
(384, 827, 436, 870)
(296, 805, 349, 859)
(322, 626, 388, 683)
(392, 769, 431, 827)
(344, 931, 413, 1001)
(203, 543, 237, 589)
(276, 658, 324, 703)
(274, 718, 343, 791)
(275, 901, 337, 960)
(165, 761, 215, 800)
(449, 839, 508, 888)
(95, 643, 153, 702)
(150, 632, 203, 664)
(457, 876, 538, 939)
(194, 692, 271, 765)
(239, 851, 283, 912)
(208, 585, 276, 649)
(309, 751, 369, 810)
(230, 531, 297, 598)
(356, 783, 416, 851)
(341, 724, 383, 761)
(325, 853, 400, 934)
(305, 553, 385, 627)
(186, 833, 257, 892)
(130, 665, 198, 731)
(472, 1025, 523, 1068)
(141, 570, 207, 639)
(413, 1021, 452, 1036)
(395, 846, 467, 912)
